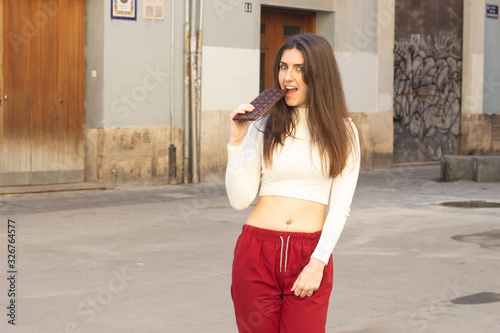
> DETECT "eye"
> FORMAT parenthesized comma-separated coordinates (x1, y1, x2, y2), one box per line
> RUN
(297, 66, 303, 72)
(280, 64, 288, 70)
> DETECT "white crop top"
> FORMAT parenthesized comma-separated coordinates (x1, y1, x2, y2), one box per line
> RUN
(225, 108, 360, 264)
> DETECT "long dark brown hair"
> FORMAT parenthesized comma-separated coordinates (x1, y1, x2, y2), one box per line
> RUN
(262, 33, 357, 178)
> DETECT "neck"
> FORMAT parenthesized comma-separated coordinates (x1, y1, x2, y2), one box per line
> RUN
(296, 108, 307, 118)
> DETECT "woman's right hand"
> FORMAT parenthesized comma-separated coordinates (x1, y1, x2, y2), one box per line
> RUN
(228, 104, 255, 146)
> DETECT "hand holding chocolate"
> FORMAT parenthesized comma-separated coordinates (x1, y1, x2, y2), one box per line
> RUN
(232, 89, 287, 121)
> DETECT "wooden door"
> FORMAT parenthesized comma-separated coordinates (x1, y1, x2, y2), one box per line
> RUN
(1, 0, 85, 186)
(393, 0, 463, 163)
(260, 7, 315, 91)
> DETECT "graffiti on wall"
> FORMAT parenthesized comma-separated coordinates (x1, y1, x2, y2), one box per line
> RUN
(393, 33, 462, 163)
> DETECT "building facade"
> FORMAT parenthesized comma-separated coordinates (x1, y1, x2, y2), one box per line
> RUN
(1, 0, 499, 187)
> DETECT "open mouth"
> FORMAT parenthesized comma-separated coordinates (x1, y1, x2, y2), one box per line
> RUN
(285, 86, 297, 97)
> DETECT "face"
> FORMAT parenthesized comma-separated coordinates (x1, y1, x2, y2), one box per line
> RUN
(278, 48, 309, 109)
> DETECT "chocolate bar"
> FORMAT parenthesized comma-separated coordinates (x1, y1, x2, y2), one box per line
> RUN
(233, 89, 287, 121)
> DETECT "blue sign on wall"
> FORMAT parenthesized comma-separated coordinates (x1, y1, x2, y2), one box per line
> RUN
(486, 4, 499, 19)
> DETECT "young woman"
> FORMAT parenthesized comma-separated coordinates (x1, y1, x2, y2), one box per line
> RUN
(225, 33, 360, 333)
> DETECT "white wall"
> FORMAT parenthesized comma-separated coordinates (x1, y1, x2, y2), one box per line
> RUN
(335, 52, 378, 113)
(332, 0, 394, 114)
(462, 0, 486, 115)
(202, 46, 260, 110)
(201, 0, 262, 111)
(262, 0, 334, 11)
(483, 0, 500, 114)
(85, 0, 185, 128)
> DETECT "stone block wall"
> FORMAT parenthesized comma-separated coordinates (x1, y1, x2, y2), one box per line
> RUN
(461, 114, 500, 155)
(85, 127, 184, 188)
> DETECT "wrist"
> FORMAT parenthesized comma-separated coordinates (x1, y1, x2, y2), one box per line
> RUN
(228, 139, 243, 146)
(309, 258, 326, 270)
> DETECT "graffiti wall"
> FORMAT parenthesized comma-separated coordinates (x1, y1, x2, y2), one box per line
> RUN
(393, 0, 463, 163)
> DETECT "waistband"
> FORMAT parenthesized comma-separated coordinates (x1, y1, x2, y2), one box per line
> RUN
(242, 224, 322, 242)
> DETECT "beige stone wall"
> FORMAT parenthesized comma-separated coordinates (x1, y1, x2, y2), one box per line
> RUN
(200, 111, 231, 182)
(461, 114, 500, 155)
(85, 127, 184, 188)
(351, 112, 394, 170)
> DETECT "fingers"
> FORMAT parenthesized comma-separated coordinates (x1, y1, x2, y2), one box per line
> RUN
(291, 259, 325, 297)
(228, 104, 255, 145)
(230, 104, 255, 120)
(293, 287, 311, 297)
(292, 272, 321, 297)
(293, 285, 318, 297)
(292, 281, 308, 297)
(291, 280, 298, 293)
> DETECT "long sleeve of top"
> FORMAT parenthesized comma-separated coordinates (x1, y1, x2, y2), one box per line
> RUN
(225, 113, 360, 265)
(310, 129, 360, 264)
(225, 123, 263, 210)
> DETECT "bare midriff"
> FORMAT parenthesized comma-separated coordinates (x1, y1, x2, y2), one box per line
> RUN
(246, 195, 326, 232)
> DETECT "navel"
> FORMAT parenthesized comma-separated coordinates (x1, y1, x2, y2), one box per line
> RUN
(286, 219, 292, 225)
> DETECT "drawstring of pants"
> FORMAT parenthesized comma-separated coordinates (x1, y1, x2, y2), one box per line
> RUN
(279, 235, 291, 273)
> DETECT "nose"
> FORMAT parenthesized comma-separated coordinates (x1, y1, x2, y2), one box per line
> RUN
(284, 68, 294, 82)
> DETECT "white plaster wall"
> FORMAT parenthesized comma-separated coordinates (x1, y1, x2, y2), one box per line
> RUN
(103, 42, 170, 128)
(203, 0, 260, 49)
(483, 0, 500, 114)
(335, 51, 378, 113)
(332, 0, 394, 114)
(201, 46, 260, 111)
(377, 0, 395, 115)
(377, 51, 394, 113)
(86, 0, 185, 128)
(462, 0, 486, 115)
(262, 0, 333, 11)
(332, 0, 378, 53)
(462, 53, 486, 115)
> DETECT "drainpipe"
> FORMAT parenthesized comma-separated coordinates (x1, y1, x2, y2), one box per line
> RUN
(196, 0, 203, 183)
(183, 0, 190, 184)
(190, 0, 199, 183)
(168, 0, 177, 184)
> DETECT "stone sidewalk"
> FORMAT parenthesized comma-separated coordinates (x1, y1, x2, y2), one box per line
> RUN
(0, 166, 499, 332)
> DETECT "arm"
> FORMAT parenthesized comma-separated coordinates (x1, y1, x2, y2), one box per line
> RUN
(311, 122, 360, 264)
(225, 105, 263, 210)
(292, 122, 360, 297)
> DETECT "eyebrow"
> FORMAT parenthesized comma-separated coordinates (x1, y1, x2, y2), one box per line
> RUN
(280, 61, 304, 67)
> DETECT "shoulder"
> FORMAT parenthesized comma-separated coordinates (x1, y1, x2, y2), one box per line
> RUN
(344, 116, 355, 125)
(344, 117, 358, 135)
(344, 117, 360, 152)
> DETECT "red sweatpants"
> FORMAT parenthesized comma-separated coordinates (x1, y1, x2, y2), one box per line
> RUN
(231, 224, 334, 333)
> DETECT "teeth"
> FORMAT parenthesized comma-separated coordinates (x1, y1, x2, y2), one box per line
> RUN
(285, 86, 297, 90)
